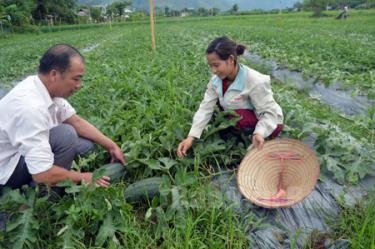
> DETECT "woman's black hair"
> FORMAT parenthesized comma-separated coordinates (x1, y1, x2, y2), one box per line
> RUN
(38, 44, 85, 74)
(206, 36, 246, 62)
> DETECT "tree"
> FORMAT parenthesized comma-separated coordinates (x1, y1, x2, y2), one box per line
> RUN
(109, 0, 131, 16)
(32, 0, 77, 24)
(3, 0, 34, 27)
(0, 0, 4, 17)
(231, 4, 239, 13)
(169, 9, 180, 16)
(164, 6, 169, 16)
(154, 6, 163, 16)
(106, 4, 116, 18)
(211, 7, 220, 16)
(293, 2, 304, 10)
(197, 7, 209, 16)
(90, 7, 101, 22)
(303, 0, 328, 16)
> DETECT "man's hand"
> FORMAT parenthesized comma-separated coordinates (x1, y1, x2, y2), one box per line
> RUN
(33, 167, 111, 188)
(108, 143, 125, 164)
(177, 136, 195, 158)
(252, 134, 265, 150)
(95, 176, 111, 187)
(64, 115, 126, 164)
(81, 172, 110, 188)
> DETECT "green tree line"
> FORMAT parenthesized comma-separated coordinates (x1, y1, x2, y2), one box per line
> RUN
(0, 0, 131, 32)
(298, 0, 375, 16)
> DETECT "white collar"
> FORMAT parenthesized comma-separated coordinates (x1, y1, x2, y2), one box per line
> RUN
(34, 75, 54, 108)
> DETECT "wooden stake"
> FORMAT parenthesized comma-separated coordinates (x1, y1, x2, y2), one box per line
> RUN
(149, 0, 156, 50)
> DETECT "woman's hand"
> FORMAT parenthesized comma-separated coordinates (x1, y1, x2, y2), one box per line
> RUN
(177, 136, 195, 158)
(252, 134, 265, 150)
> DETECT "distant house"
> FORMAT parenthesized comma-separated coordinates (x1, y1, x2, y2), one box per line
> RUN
(77, 8, 90, 17)
(46, 14, 55, 25)
(76, 8, 91, 23)
(124, 8, 133, 14)
(181, 7, 194, 17)
(124, 8, 134, 19)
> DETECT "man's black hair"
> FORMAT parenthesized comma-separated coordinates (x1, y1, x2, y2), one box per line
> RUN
(38, 44, 85, 74)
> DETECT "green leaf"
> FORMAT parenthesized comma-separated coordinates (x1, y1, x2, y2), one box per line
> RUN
(158, 157, 177, 170)
(7, 207, 39, 249)
(159, 175, 171, 196)
(145, 208, 153, 220)
(322, 155, 346, 184)
(140, 159, 162, 170)
(95, 214, 117, 246)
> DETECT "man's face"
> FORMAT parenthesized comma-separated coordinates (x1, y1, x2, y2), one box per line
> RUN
(54, 56, 85, 98)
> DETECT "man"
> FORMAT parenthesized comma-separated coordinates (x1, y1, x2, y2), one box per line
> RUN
(343, 6, 349, 19)
(0, 44, 125, 190)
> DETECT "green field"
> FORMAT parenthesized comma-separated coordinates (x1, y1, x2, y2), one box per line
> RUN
(0, 10, 374, 249)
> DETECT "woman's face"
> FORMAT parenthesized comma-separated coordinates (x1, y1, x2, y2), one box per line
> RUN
(206, 52, 235, 80)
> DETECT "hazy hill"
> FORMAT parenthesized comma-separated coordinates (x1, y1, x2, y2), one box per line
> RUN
(77, 0, 299, 11)
(225, 0, 299, 10)
(132, 0, 230, 10)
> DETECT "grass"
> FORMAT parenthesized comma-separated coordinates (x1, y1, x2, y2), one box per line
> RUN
(330, 191, 375, 249)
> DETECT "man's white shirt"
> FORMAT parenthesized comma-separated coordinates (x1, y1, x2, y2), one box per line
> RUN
(0, 75, 76, 184)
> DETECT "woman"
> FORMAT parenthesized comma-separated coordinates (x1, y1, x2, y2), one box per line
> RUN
(177, 36, 283, 158)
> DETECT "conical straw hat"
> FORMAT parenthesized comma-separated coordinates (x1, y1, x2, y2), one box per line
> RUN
(237, 138, 320, 208)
